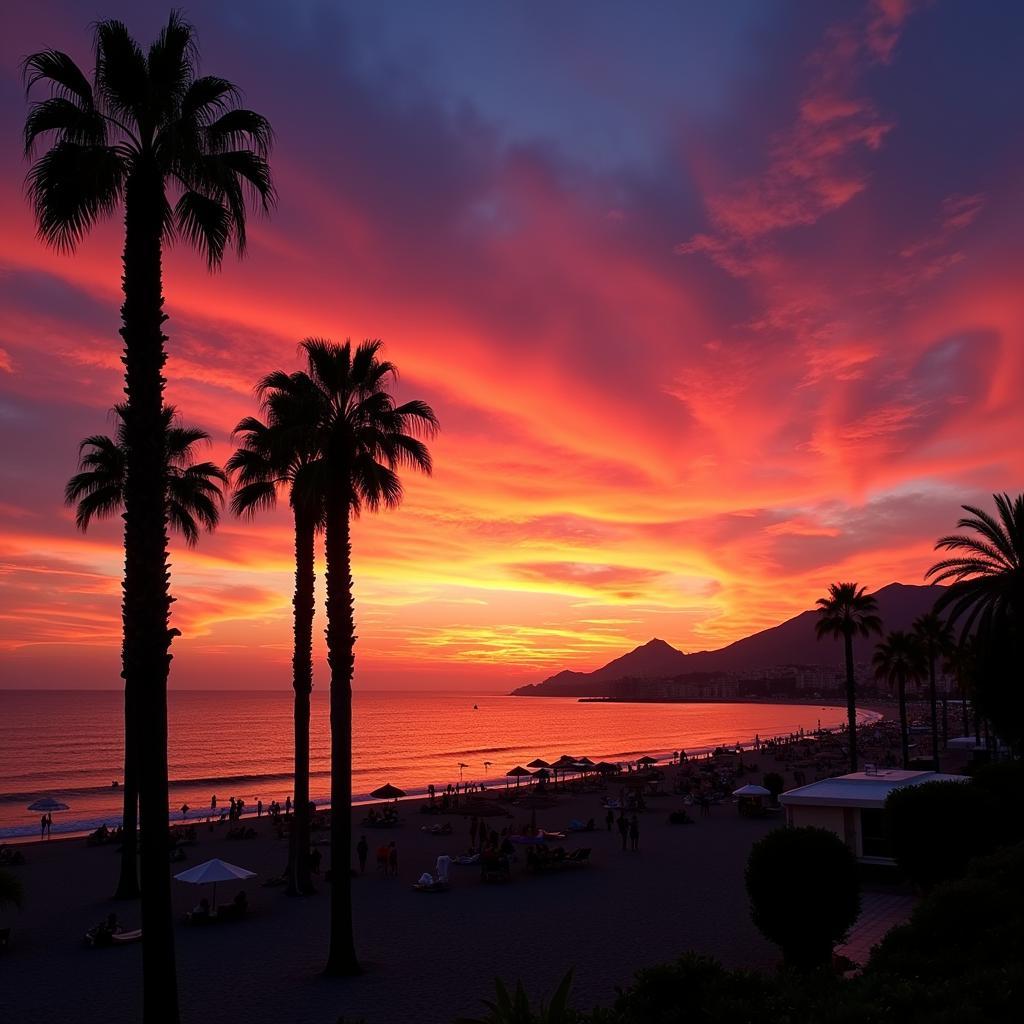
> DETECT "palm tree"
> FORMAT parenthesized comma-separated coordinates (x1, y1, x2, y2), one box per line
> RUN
(927, 493, 1024, 638)
(913, 612, 954, 767)
(288, 338, 437, 976)
(872, 632, 926, 769)
(944, 637, 979, 741)
(815, 583, 882, 773)
(66, 405, 225, 900)
(228, 385, 324, 897)
(24, 15, 273, 1020)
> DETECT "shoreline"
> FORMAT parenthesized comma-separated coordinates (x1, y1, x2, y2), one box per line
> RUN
(2, 706, 884, 845)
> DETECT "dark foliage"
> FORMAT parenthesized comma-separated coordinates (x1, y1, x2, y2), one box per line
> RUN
(745, 826, 860, 970)
(884, 780, 1000, 891)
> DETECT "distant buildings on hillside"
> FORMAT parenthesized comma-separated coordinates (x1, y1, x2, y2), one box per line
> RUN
(607, 662, 957, 700)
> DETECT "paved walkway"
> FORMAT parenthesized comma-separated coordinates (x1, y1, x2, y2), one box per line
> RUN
(836, 887, 916, 968)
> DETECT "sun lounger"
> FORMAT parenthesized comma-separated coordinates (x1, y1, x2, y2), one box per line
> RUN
(412, 879, 450, 892)
(111, 929, 142, 944)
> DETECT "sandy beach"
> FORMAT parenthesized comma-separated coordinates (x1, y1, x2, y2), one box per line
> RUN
(0, 716, 928, 1024)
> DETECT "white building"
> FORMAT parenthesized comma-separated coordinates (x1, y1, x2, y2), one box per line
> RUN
(780, 769, 968, 864)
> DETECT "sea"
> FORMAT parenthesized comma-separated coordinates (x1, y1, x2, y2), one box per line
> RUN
(0, 689, 866, 840)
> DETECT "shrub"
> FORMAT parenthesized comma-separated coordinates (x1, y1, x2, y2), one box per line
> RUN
(884, 780, 999, 890)
(745, 826, 860, 970)
(968, 761, 1024, 844)
(763, 772, 785, 806)
(456, 971, 575, 1024)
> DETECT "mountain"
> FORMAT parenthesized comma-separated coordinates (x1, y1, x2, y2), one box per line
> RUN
(511, 582, 944, 696)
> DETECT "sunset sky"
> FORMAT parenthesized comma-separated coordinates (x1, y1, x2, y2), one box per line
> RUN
(1, 1, 1022, 691)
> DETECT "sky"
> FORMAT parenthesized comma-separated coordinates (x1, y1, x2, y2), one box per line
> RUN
(1, 1, 1022, 691)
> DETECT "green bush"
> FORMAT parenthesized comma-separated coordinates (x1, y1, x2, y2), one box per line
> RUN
(456, 971, 575, 1024)
(884, 780, 999, 890)
(745, 826, 860, 970)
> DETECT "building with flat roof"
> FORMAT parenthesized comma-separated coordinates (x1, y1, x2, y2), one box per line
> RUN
(780, 769, 968, 864)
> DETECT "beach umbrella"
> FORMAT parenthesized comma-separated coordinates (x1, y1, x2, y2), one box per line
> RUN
(637, 755, 658, 767)
(732, 784, 770, 797)
(458, 762, 468, 781)
(174, 857, 256, 911)
(594, 761, 619, 774)
(370, 783, 406, 801)
(527, 758, 551, 769)
(27, 797, 70, 812)
(506, 766, 533, 789)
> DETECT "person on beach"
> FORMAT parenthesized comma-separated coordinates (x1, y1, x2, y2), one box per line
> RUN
(181, 802, 189, 819)
(257, 798, 263, 818)
(605, 808, 614, 832)
(629, 815, 640, 852)
(388, 841, 398, 878)
(237, 797, 245, 817)
(40, 814, 46, 839)
(285, 796, 292, 817)
(46, 812, 53, 836)
(357, 835, 368, 873)
(617, 813, 628, 851)
(310, 847, 322, 875)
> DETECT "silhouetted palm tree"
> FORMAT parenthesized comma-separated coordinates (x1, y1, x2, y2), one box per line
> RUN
(24, 14, 273, 1019)
(944, 636, 979, 740)
(927, 493, 1024, 638)
(816, 583, 882, 773)
(872, 631, 926, 769)
(290, 338, 437, 976)
(66, 406, 225, 900)
(913, 612, 954, 766)
(228, 386, 324, 897)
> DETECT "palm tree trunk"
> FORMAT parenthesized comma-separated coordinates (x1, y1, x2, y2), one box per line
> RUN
(844, 632, 857, 773)
(941, 697, 948, 748)
(119, 169, 179, 1023)
(961, 689, 969, 739)
(324, 479, 359, 976)
(928, 656, 939, 767)
(897, 675, 909, 770)
(287, 511, 315, 897)
(114, 673, 140, 899)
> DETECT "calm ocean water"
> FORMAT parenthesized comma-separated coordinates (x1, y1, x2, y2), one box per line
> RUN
(0, 690, 859, 839)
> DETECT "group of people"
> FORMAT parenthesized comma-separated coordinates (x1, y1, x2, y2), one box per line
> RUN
(38, 812, 54, 838)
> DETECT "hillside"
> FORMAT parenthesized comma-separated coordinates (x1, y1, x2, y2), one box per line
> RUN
(511, 582, 944, 696)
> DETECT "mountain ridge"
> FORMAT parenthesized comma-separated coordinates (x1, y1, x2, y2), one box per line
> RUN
(511, 582, 945, 696)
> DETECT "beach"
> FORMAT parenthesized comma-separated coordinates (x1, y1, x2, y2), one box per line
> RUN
(0, 717, 918, 1024)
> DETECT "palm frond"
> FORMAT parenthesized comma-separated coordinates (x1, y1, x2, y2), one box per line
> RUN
(174, 189, 231, 268)
(26, 142, 124, 251)
(206, 109, 274, 157)
(24, 97, 106, 155)
(146, 10, 197, 120)
(22, 49, 94, 105)
(93, 19, 149, 127)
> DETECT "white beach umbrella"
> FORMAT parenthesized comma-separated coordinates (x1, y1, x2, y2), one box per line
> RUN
(175, 858, 256, 911)
(732, 784, 771, 797)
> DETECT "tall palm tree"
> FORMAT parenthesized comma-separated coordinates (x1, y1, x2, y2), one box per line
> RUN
(289, 338, 437, 976)
(228, 385, 324, 897)
(815, 583, 882, 773)
(66, 405, 225, 900)
(24, 15, 273, 1020)
(872, 631, 925, 769)
(913, 612, 954, 767)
